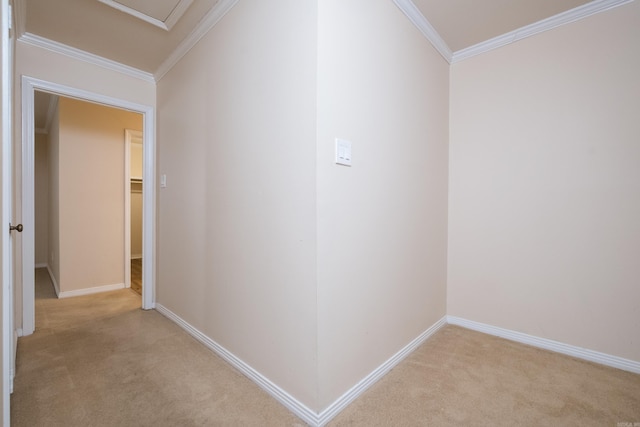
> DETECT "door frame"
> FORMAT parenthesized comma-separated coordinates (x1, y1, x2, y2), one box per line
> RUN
(20, 76, 156, 336)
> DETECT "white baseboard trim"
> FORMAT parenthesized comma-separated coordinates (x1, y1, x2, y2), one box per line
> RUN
(317, 316, 448, 426)
(46, 265, 60, 297)
(58, 282, 126, 299)
(154, 304, 319, 426)
(34, 263, 47, 269)
(131, 254, 142, 260)
(447, 316, 640, 375)
(155, 304, 447, 426)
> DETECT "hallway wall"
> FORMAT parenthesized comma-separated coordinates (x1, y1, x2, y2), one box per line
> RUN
(316, 0, 449, 409)
(157, 0, 319, 409)
(448, 1, 640, 362)
(157, 0, 449, 413)
(34, 133, 48, 266)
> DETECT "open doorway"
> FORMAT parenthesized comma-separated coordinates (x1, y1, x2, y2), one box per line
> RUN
(125, 129, 143, 296)
(33, 93, 143, 303)
(21, 76, 156, 336)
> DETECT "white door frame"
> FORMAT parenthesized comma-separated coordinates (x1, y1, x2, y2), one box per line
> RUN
(21, 76, 156, 336)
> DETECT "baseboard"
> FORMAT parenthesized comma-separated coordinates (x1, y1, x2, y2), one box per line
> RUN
(155, 304, 447, 426)
(131, 254, 142, 260)
(317, 316, 448, 426)
(34, 263, 47, 269)
(58, 282, 126, 299)
(46, 265, 60, 297)
(447, 316, 640, 375)
(154, 304, 319, 426)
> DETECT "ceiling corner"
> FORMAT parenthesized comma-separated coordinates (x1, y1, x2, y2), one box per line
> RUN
(392, 0, 453, 63)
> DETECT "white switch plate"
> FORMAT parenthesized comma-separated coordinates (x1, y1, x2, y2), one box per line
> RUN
(160, 174, 167, 188)
(335, 138, 352, 166)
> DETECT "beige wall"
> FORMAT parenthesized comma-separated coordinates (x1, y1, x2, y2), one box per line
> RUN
(54, 97, 142, 292)
(47, 103, 60, 287)
(157, 0, 319, 409)
(130, 141, 143, 258)
(15, 41, 155, 107)
(34, 132, 48, 266)
(130, 141, 143, 178)
(316, 0, 449, 408)
(448, 2, 640, 362)
(158, 0, 449, 412)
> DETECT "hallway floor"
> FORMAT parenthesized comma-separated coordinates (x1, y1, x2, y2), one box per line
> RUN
(10, 269, 640, 425)
(11, 269, 303, 426)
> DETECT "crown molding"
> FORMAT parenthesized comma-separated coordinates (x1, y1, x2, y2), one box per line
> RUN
(98, 0, 193, 31)
(452, 0, 634, 63)
(391, 0, 453, 63)
(154, 0, 240, 81)
(18, 32, 155, 83)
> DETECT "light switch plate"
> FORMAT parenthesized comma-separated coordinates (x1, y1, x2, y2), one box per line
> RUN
(335, 138, 352, 166)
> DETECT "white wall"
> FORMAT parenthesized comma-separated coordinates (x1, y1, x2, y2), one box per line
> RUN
(448, 1, 640, 362)
(157, 0, 319, 409)
(316, 0, 449, 408)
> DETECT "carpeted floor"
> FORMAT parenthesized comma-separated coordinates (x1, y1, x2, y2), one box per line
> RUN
(11, 268, 640, 426)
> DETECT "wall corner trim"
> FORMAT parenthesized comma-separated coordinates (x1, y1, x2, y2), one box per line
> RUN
(154, 303, 320, 426)
(317, 316, 448, 426)
(17, 32, 156, 83)
(154, 303, 448, 427)
(391, 0, 453, 63)
(154, 0, 240, 81)
(447, 316, 640, 374)
(451, 0, 633, 63)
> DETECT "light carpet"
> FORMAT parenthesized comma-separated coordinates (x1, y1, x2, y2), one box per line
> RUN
(11, 268, 640, 426)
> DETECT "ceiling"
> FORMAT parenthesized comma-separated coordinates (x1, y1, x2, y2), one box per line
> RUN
(18, 0, 613, 77)
(412, 0, 592, 52)
(26, 0, 626, 130)
(18, 0, 220, 74)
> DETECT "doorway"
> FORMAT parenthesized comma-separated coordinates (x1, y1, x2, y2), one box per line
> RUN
(21, 76, 156, 336)
(125, 129, 143, 295)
